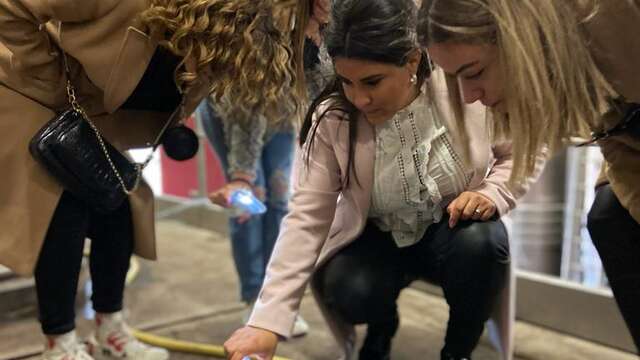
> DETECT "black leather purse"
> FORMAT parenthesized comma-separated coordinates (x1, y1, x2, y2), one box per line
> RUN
(29, 53, 181, 213)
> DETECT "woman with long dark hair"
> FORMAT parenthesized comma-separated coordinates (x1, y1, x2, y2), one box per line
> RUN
(223, 0, 543, 359)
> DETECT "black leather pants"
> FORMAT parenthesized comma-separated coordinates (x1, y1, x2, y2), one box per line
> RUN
(588, 184, 640, 352)
(34, 191, 133, 335)
(314, 217, 509, 359)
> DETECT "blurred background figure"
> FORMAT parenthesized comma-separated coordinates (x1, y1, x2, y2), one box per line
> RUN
(199, 0, 332, 339)
(222, 0, 543, 359)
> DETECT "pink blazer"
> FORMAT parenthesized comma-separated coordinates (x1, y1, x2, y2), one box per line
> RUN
(248, 70, 541, 360)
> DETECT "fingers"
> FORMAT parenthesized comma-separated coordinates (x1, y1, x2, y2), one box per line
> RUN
(209, 189, 228, 207)
(447, 196, 467, 228)
(312, 0, 330, 24)
(448, 192, 497, 228)
(472, 192, 497, 221)
(229, 354, 254, 360)
(223, 327, 278, 360)
(209, 181, 253, 208)
(225, 349, 270, 359)
(223, 331, 236, 359)
(224, 336, 249, 360)
(461, 196, 481, 220)
(480, 206, 497, 221)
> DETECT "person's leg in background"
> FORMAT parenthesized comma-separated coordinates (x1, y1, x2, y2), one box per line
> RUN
(34, 192, 92, 359)
(422, 218, 509, 360)
(259, 130, 309, 336)
(231, 168, 268, 304)
(197, 102, 267, 305)
(258, 131, 295, 270)
(588, 184, 640, 352)
(313, 223, 409, 359)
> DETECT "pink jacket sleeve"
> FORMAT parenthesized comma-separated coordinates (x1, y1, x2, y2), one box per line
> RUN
(470, 142, 547, 216)
(248, 111, 343, 338)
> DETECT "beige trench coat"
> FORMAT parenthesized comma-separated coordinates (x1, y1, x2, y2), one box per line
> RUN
(583, 0, 640, 221)
(0, 0, 212, 275)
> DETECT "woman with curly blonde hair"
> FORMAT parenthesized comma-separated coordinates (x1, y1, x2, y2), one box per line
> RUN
(418, 0, 640, 352)
(0, 0, 311, 359)
(140, 0, 308, 122)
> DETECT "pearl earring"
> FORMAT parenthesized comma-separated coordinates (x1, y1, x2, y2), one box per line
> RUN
(410, 74, 418, 85)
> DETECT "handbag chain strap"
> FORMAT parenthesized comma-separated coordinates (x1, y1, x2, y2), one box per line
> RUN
(65, 80, 143, 195)
(61, 52, 183, 195)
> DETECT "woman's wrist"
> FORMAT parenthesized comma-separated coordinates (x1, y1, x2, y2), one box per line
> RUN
(229, 177, 253, 188)
(228, 171, 254, 188)
(247, 325, 284, 341)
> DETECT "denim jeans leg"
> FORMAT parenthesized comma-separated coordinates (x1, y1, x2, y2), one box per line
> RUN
(260, 131, 295, 266)
(229, 167, 266, 302)
(197, 101, 267, 302)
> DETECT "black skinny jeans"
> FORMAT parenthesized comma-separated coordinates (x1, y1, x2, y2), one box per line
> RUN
(588, 184, 640, 352)
(34, 191, 134, 335)
(313, 217, 510, 359)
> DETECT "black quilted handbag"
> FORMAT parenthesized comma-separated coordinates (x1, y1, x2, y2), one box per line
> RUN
(30, 107, 144, 213)
(29, 53, 179, 213)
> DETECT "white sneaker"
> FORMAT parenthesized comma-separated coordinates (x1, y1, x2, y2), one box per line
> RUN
(41, 331, 94, 360)
(86, 312, 169, 360)
(290, 315, 309, 337)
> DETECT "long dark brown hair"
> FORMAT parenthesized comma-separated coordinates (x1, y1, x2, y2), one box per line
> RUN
(300, 0, 430, 187)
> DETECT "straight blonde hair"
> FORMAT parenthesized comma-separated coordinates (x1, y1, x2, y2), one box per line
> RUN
(418, 0, 616, 185)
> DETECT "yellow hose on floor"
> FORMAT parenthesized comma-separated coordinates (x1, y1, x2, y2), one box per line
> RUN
(132, 329, 228, 356)
(125, 257, 292, 360)
(131, 329, 291, 360)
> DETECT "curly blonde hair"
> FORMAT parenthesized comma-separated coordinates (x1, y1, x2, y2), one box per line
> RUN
(139, 0, 306, 126)
(418, 0, 617, 186)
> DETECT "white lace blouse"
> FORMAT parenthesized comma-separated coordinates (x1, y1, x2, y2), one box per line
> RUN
(369, 91, 472, 247)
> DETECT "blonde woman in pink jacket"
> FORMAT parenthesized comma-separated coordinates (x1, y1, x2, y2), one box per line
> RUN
(224, 0, 542, 359)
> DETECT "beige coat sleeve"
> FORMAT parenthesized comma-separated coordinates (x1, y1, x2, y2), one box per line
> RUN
(600, 136, 640, 223)
(0, 0, 120, 95)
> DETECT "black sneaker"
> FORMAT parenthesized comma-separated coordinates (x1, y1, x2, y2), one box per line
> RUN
(441, 350, 471, 360)
(358, 316, 399, 360)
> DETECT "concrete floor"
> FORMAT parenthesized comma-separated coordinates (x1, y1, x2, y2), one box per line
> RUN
(1, 219, 637, 360)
